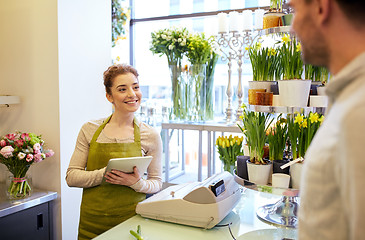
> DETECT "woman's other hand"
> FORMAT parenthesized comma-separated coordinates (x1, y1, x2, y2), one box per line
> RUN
(104, 166, 141, 186)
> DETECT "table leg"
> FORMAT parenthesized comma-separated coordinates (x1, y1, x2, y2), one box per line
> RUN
(198, 130, 202, 182)
(213, 131, 216, 175)
(207, 131, 212, 178)
(164, 128, 170, 182)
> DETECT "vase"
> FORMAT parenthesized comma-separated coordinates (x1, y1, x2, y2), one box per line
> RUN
(205, 71, 215, 120)
(187, 64, 206, 121)
(6, 172, 32, 200)
(246, 160, 272, 185)
(169, 64, 187, 121)
(223, 163, 235, 174)
(278, 79, 312, 107)
(236, 155, 250, 180)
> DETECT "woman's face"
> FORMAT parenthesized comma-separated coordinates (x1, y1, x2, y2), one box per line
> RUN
(106, 73, 142, 114)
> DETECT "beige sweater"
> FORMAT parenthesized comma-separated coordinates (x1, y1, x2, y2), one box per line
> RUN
(66, 118, 163, 194)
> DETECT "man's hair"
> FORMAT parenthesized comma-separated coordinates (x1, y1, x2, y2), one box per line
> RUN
(335, 0, 365, 28)
(305, 0, 365, 28)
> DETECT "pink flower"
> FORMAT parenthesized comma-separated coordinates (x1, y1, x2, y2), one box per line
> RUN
(18, 152, 26, 160)
(15, 139, 24, 147)
(0, 146, 14, 158)
(26, 154, 33, 162)
(45, 149, 54, 158)
(33, 143, 41, 152)
(0, 139, 6, 147)
(21, 133, 30, 141)
(33, 153, 43, 163)
(6, 133, 17, 141)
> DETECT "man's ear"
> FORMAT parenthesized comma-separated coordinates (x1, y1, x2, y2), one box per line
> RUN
(316, 0, 331, 26)
(106, 93, 113, 103)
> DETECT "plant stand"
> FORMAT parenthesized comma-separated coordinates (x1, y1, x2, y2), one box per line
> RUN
(256, 195, 299, 228)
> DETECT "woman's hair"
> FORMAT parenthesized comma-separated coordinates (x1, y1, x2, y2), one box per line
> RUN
(103, 64, 139, 95)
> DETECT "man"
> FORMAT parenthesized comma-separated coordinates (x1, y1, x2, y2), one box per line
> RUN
(289, 0, 365, 239)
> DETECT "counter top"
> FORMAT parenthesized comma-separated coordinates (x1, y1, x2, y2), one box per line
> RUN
(0, 183, 57, 218)
(94, 188, 297, 240)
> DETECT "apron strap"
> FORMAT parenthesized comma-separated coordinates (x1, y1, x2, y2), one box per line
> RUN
(133, 117, 141, 143)
(90, 115, 112, 144)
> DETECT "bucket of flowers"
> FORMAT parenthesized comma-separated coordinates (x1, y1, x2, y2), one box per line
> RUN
(0, 132, 54, 199)
(216, 135, 244, 174)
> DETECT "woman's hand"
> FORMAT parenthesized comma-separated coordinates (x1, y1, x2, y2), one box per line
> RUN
(104, 166, 141, 186)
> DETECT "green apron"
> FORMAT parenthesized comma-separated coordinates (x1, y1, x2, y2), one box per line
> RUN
(78, 115, 146, 240)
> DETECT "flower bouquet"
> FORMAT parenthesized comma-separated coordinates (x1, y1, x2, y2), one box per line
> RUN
(0, 132, 54, 199)
(216, 135, 244, 173)
(150, 27, 190, 120)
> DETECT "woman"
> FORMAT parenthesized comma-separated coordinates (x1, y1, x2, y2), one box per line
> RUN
(66, 64, 162, 240)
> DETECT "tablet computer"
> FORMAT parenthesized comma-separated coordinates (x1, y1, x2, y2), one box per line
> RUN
(105, 156, 153, 175)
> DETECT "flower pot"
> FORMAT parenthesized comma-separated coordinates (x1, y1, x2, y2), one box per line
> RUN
(270, 81, 279, 95)
(6, 172, 32, 200)
(256, 92, 273, 106)
(273, 159, 290, 174)
(317, 86, 327, 96)
(247, 160, 272, 185)
(281, 13, 293, 26)
(309, 95, 328, 107)
(248, 89, 266, 105)
(278, 79, 311, 107)
(290, 161, 303, 189)
(236, 155, 250, 180)
(248, 81, 274, 92)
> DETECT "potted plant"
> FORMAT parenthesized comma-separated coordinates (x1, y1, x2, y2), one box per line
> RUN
(287, 112, 324, 188)
(248, 42, 281, 105)
(306, 65, 330, 107)
(277, 34, 311, 107)
(238, 105, 274, 185)
(216, 135, 244, 174)
(267, 115, 289, 174)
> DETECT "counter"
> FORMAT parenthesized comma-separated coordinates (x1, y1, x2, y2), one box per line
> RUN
(94, 187, 297, 240)
(0, 183, 57, 240)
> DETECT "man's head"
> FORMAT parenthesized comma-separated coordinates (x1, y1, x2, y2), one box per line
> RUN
(290, 0, 365, 70)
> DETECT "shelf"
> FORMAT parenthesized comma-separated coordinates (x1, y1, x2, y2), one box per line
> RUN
(0, 95, 20, 107)
(248, 105, 326, 115)
(258, 26, 291, 35)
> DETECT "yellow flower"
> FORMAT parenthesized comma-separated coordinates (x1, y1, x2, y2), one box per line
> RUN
(254, 42, 262, 50)
(268, 48, 276, 56)
(294, 114, 304, 124)
(302, 119, 308, 128)
(318, 115, 325, 124)
(116, 56, 120, 62)
(222, 140, 226, 148)
(245, 46, 250, 51)
(225, 139, 230, 147)
(296, 42, 302, 52)
(282, 34, 291, 44)
(309, 112, 319, 123)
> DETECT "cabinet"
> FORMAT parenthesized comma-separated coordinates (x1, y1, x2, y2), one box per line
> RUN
(0, 185, 57, 240)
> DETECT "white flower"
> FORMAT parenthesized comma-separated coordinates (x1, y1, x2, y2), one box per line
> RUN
(168, 44, 174, 50)
(18, 152, 26, 160)
(178, 38, 182, 42)
(161, 34, 167, 39)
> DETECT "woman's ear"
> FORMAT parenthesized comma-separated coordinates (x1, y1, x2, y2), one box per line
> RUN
(106, 92, 114, 104)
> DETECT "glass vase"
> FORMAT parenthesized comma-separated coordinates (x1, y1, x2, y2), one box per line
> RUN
(187, 64, 206, 121)
(223, 163, 235, 174)
(205, 71, 215, 120)
(6, 172, 32, 200)
(169, 64, 187, 121)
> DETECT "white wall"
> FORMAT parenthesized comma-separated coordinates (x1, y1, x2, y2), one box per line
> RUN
(0, 0, 112, 239)
(58, 0, 112, 239)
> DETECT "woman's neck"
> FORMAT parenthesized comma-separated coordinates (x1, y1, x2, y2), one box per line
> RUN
(109, 111, 135, 127)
